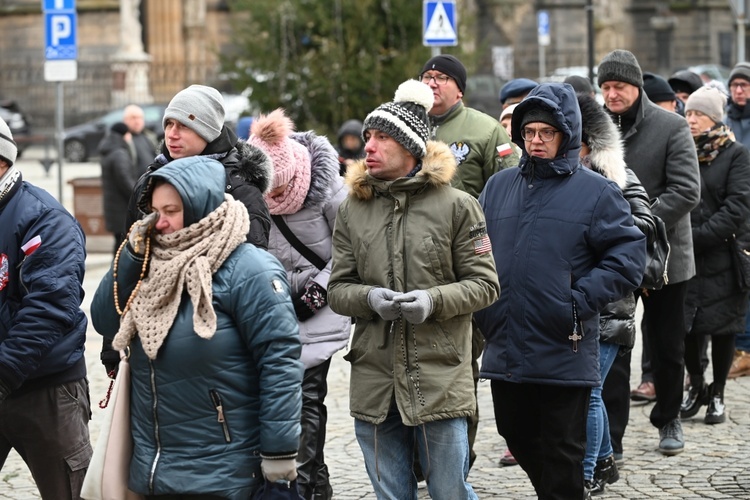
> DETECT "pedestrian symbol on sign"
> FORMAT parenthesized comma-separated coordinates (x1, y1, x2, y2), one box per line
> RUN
(423, 0, 458, 47)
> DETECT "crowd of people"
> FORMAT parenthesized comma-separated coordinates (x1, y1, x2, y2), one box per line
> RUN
(1, 49, 750, 500)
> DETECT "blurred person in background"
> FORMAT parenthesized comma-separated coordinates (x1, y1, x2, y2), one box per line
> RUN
(123, 104, 157, 175)
(643, 72, 680, 114)
(335, 119, 365, 176)
(99, 121, 140, 253)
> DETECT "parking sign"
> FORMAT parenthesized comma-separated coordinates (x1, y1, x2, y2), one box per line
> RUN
(45, 12, 77, 60)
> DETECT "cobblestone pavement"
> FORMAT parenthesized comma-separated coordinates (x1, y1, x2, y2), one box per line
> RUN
(2, 150, 750, 499)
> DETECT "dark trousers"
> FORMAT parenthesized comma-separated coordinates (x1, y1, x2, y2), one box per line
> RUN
(297, 358, 332, 500)
(0, 378, 92, 500)
(685, 333, 735, 394)
(491, 380, 590, 500)
(637, 282, 688, 428)
(468, 323, 484, 468)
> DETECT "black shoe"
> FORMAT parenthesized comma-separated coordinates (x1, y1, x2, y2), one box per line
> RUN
(680, 382, 708, 419)
(584, 480, 593, 500)
(594, 454, 620, 486)
(658, 418, 684, 455)
(704, 395, 726, 424)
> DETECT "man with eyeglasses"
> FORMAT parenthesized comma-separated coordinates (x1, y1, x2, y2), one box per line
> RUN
(597, 49, 699, 460)
(474, 82, 646, 500)
(418, 53, 519, 471)
(725, 62, 750, 380)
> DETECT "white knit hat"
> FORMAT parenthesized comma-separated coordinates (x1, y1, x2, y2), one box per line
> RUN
(685, 86, 727, 124)
(163, 85, 225, 143)
(0, 116, 17, 166)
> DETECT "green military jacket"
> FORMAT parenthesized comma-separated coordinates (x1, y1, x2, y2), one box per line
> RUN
(328, 141, 500, 426)
(430, 101, 519, 198)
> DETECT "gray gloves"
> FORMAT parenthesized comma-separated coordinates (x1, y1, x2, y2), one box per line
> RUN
(261, 458, 298, 483)
(367, 287, 400, 320)
(128, 212, 158, 255)
(394, 290, 433, 324)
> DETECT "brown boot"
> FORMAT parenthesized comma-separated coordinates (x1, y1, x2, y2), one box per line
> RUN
(728, 350, 750, 379)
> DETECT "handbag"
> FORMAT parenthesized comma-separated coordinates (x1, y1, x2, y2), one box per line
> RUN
(251, 479, 305, 500)
(731, 234, 750, 290)
(81, 349, 144, 500)
(640, 214, 670, 290)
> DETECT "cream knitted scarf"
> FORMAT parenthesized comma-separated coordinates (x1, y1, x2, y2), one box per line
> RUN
(113, 196, 250, 359)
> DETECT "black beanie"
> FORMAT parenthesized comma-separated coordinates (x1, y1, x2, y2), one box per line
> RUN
(729, 62, 750, 85)
(597, 49, 644, 88)
(421, 54, 467, 93)
(110, 122, 129, 135)
(643, 72, 676, 102)
(668, 70, 703, 95)
(520, 107, 558, 130)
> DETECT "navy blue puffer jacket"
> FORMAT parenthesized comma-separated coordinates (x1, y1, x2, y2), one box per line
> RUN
(475, 83, 647, 387)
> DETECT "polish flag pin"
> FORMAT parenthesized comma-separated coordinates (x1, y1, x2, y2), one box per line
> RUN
(496, 143, 513, 157)
(21, 235, 42, 256)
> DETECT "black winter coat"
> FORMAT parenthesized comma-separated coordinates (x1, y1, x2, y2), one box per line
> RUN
(685, 140, 750, 336)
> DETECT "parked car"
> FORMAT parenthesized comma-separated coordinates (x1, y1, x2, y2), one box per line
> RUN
(63, 103, 167, 162)
(465, 74, 506, 120)
(0, 99, 32, 158)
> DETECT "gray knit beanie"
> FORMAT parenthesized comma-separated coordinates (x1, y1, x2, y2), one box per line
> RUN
(729, 62, 750, 85)
(685, 86, 727, 124)
(163, 85, 225, 143)
(362, 80, 433, 159)
(0, 116, 17, 167)
(597, 49, 644, 88)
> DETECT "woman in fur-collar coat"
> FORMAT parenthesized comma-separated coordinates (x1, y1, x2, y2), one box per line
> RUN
(681, 87, 750, 425)
(248, 109, 350, 500)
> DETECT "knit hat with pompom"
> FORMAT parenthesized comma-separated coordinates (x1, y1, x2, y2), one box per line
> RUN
(248, 109, 311, 190)
(362, 80, 433, 159)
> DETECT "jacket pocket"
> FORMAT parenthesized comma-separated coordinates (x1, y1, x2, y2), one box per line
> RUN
(208, 389, 232, 443)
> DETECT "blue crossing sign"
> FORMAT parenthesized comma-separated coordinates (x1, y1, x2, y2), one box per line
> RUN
(423, 1, 458, 47)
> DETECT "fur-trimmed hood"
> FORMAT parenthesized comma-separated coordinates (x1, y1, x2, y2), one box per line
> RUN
(232, 139, 274, 194)
(578, 93, 627, 188)
(290, 130, 340, 208)
(344, 140, 457, 201)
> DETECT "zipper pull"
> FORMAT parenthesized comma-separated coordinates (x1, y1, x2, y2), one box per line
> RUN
(216, 404, 225, 423)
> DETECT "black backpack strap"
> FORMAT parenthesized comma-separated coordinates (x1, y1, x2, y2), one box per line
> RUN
(271, 215, 327, 271)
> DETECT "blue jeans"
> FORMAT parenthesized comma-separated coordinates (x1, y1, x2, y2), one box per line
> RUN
(354, 403, 477, 500)
(738, 305, 750, 352)
(583, 341, 619, 480)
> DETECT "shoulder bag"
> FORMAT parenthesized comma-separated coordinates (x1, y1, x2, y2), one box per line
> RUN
(731, 233, 750, 290)
(271, 215, 326, 271)
(640, 213, 670, 290)
(81, 349, 143, 500)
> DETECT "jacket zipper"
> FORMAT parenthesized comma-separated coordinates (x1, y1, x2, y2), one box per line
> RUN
(209, 389, 232, 443)
(148, 359, 161, 494)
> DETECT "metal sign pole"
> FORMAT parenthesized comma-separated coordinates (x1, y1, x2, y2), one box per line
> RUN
(56, 82, 64, 203)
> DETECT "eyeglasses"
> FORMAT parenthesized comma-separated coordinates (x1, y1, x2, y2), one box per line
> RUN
(521, 128, 559, 142)
(420, 73, 451, 85)
(730, 82, 750, 92)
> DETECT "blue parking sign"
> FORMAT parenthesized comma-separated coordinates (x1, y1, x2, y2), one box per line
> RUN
(45, 12, 77, 60)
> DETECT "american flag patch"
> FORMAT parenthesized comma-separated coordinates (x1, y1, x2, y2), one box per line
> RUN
(473, 235, 492, 254)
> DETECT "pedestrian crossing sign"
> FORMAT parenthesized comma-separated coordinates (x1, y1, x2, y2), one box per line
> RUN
(423, 0, 458, 47)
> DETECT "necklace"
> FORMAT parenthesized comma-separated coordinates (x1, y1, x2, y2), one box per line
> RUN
(112, 227, 152, 317)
